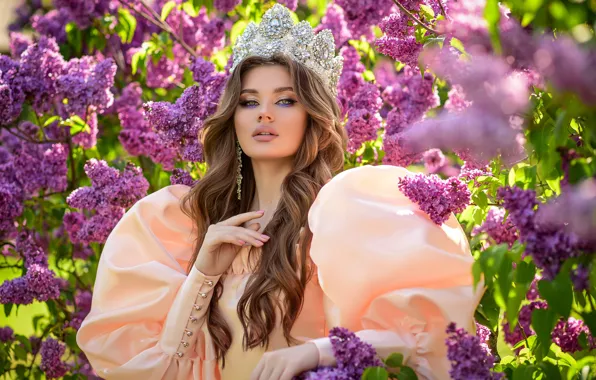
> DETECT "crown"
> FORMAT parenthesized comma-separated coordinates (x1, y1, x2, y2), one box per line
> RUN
(230, 4, 343, 95)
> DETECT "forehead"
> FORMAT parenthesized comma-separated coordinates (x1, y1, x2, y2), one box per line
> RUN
(241, 64, 292, 90)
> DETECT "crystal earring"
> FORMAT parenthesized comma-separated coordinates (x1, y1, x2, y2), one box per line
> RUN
(236, 140, 243, 200)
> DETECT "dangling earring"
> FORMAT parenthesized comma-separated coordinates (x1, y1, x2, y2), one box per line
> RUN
(236, 139, 243, 200)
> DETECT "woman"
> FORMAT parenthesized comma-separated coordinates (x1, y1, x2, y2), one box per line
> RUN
(76, 4, 482, 380)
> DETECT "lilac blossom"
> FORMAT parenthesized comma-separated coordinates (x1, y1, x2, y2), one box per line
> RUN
(335, 0, 394, 40)
(16, 229, 49, 268)
(9, 32, 33, 59)
(382, 132, 422, 167)
(315, 4, 351, 48)
(473, 208, 519, 247)
(422, 149, 445, 173)
(571, 265, 590, 292)
(214, 0, 242, 13)
(16, 36, 66, 114)
(376, 35, 422, 68)
(40, 338, 69, 379)
(398, 173, 471, 225)
(170, 169, 198, 187)
(345, 109, 382, 153)
(0, 327, 14, 343)
(0, 264, 60, 305)
(31, 8, 71, 44)
(551, 317, 596, 353)
(53, 0, 115, 29)
(446, 322, 503, 380)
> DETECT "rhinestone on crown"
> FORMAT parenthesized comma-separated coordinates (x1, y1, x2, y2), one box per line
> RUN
(230, 4, 343, 95)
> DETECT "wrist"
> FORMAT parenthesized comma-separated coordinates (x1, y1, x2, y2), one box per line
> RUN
(193, 256, 220, 276)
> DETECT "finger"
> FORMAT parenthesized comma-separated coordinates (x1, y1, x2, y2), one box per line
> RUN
(217, 228, 269, 247)
(246, 222, 261, 232)
(218, 210, 265, 227)
(258, 364, 273, 380)
(270, 366, 285, 380)
(227, 226, 269, 243)
(279, 369, 293, 380)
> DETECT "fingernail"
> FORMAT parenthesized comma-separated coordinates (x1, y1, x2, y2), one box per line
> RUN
(257, 210, 265, 213)
(238, 240, 246, 245)
(255, 241, 264, 246)
(261, 235, 270, 240)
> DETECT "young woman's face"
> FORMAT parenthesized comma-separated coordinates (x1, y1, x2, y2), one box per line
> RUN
(234, 64, 308, 161)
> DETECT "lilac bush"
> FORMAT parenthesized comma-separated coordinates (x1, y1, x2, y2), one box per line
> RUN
(1, 0, 596, 379)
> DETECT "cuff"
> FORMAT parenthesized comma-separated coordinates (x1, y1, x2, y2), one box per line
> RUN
(310, 337, 336, 367)
(159, 266, 222, 356)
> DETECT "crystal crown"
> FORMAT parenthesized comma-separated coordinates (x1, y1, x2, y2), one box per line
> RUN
(230, 4, 343, 95)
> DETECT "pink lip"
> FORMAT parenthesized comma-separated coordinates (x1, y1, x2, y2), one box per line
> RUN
(252, 125, 279, 137)
(253, 134, 278, 142)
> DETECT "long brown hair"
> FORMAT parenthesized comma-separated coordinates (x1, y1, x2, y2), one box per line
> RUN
(180, 54, 347, 365)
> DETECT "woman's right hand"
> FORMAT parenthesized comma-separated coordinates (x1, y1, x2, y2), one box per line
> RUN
(194, 210, 270, 276)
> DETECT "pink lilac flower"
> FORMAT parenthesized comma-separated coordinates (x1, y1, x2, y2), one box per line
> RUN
(0, 326, 14, 343)
(31, 8, 71, 44)
(9, 1, 43, 32)
(196, 16, 226, 56)
(53, 0, 115, 29)
(376, 35, 422, 68)
(398, 173, 471, 225)
(476, 322, 492, 355)
(382, 132, 422, 167)
(422, 148, 445, 173)
(446, 323, 504, 380)
(40, 338, 69, 379)
(170, 169, 197, 187)
(445, 85, 472, 113)
(345, 109, 381, 153)
(472, 208, 518, 247)
(213, 0, 241, 13)
(276, 0, 298, 11)
(373, 59, 400, 90)
(552, 317, 596, 353)
(9, 32, 33, 59)
(335, 0, 394, 39)
(0, 276, 34, 305)
(315, 4, 351, 48)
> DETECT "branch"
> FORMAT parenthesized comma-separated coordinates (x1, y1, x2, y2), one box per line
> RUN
(2, 127, 64, 145)
(437, 0, 446, 17)
(118, 0, 198, 58)
(391, 0, 442, 35)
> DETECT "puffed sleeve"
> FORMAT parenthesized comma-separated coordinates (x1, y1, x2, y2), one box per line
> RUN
(76, 184, 221, 380)
(307, 165, 484, 380)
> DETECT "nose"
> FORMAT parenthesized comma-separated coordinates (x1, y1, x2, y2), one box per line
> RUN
(257, 105, 274, 123)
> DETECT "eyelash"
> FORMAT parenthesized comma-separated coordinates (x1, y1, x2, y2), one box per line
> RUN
(239, 98, 297, 108)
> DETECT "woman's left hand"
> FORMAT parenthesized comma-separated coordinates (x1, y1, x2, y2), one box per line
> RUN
(250, 342, 319, 380)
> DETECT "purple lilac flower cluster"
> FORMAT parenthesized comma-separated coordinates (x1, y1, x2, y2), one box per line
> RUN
(40, 338, 69, 379)
(0, 122, 68, 239)
(0, 326, 14, 343)
(375, 13, 422, 68)
(473, 208, 519, 247)
(144, 58, 228, 162)
(381, 66, 439, 167)
(403, 51, 528, 167)
(297, 327, 383, 379)
(446, 322, 504, 380)
(497, 186, 586, 279)
(551, 317, 596, 353)
(334, 0, 394, 40)
(0, 230, 61, 305)
(502, 301, 548, 347)
(314, 4, 351, 48)
(344, 83, 383, 153)
(64, 159, 149, 245)
(398, 173, 471, 225)
(116, 83, 177, 170)
(170, 168, 198, 187)
(65, 290, 93, 330)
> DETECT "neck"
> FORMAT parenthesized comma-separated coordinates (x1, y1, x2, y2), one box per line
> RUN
(250, 158, 293, 211)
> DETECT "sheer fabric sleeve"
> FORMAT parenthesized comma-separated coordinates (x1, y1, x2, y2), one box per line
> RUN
(76, 184, 221, 380)
(307, 165, 484, 380)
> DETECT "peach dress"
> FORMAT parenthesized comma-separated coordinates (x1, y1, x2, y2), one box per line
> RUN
(76, 165, 484, 380)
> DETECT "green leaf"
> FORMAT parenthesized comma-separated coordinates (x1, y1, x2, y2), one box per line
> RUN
(472, 191, 488, 209)
(581, 310, 596, 337)
(182, 1, 199, 17)
(362, 367, 389, 380)
(449, 37, 466, 54)
(537, 271, 573, 318)
(131, 50, 146, 75)
(3, 303, 13, 317)
(116, 8, 137, 44)
(419, 4, 435, 20)
(483, 0, 501, 54)
(230, 20, 248, 44)
(531, 308, 556, 357)
(385, 353, 404, 368)
(13, 344, 28, 361)
(538, 361, 562, 380)
(396, 366, 418, 380)
(161, 1, 178, 21)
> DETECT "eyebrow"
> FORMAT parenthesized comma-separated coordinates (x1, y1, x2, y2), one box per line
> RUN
(240, 86, 295, 95)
